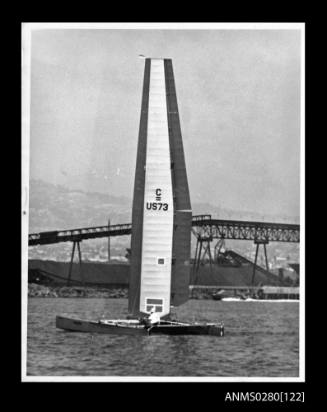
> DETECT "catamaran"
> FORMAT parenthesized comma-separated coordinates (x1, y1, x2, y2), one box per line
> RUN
(56, 57, 224, 336)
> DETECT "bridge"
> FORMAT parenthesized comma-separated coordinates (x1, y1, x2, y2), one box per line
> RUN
(28, 222, 132, 246)
(28, 214, 300, 246)
(28, 215, 300, 286)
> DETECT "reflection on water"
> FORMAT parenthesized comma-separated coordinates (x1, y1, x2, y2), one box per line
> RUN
(27, 298, 299, 377)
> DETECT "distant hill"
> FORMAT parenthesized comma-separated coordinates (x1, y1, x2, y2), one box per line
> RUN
(28, 179, 132, 233)
(28, 179, 299, 233)
(27, 179, 300, 263)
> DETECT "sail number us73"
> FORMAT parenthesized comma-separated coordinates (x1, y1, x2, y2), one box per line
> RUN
(146, 188, 169, 211)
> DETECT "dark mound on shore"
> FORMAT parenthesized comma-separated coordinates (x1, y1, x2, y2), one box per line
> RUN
(28, 283, 128, 298)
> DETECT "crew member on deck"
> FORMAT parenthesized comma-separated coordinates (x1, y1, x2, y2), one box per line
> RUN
(140, 308, 161, 327)
(148, 309, 161, 325)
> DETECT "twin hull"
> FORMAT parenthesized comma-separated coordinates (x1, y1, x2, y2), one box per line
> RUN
(56, 316, 225, 336)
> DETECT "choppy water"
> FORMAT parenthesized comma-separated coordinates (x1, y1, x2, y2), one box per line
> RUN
(27, 298, 299, 378)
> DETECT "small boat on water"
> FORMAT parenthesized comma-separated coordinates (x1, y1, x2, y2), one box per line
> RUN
(56, 57, 224, 337)
(221, 297, 257, 302)
(221, 297, 299, 302)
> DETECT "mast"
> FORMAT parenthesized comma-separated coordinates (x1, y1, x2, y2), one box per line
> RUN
(164, 59, 192, 307)
(129, 58, 192, 316)
(128, 59, 151, 315)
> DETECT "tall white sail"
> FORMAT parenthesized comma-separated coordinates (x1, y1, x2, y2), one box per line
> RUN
(139, 59, 174, 316)
(129, 57, 192, 317)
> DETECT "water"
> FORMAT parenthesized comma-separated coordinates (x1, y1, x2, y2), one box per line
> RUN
(27, 298, 299, 377)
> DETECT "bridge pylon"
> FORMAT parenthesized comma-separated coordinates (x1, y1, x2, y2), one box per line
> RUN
(67, 239, 85, 286)
(251, 239, 269, 285)
(192, 233, 214, 282)
(214, 235, 226, 263)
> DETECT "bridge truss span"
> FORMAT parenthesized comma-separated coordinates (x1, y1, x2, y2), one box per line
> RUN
(193, 218, 300, 243)
(28, 215, 300, 246)
(28, 223, 132, 246)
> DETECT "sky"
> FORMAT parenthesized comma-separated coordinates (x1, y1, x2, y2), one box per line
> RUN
(28, 25, 302, 219)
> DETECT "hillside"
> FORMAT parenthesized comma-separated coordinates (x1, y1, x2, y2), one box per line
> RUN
(28, 179, 299, 233)
(28, 179, 132, 232)
(27, 179, 300, 265)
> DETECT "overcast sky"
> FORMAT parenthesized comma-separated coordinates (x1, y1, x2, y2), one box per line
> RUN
(29, 26, 301, 219)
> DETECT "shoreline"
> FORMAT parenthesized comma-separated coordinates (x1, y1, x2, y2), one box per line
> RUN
(28, 283, 221, 299)
(28, 283, 299, 301)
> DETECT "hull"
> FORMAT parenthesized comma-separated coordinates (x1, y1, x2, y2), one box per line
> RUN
(56, 316, 148, 335)
(56, 316, 224, 336)
(148, 323, 224, 336)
